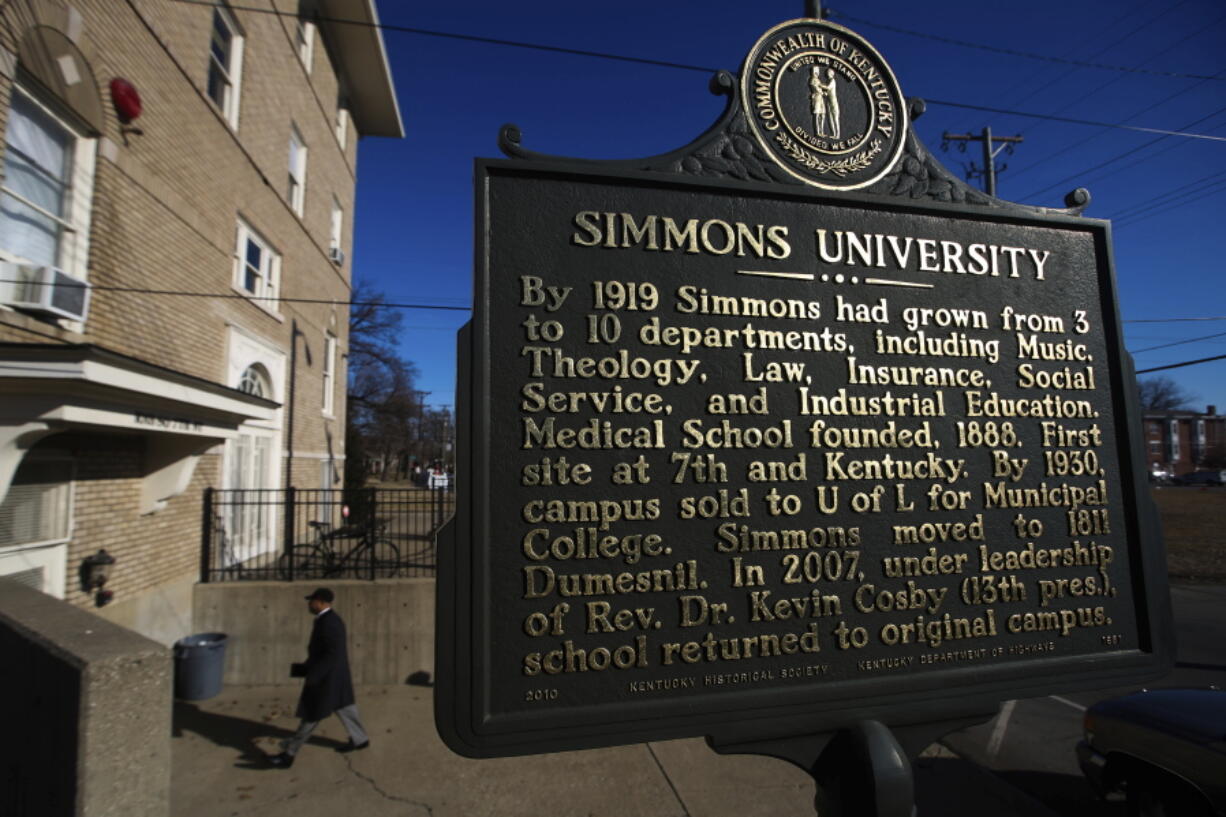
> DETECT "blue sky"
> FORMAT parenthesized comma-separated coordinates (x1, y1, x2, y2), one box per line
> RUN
(353, 0, 1225, 415)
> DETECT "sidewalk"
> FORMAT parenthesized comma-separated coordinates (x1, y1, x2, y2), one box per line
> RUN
(171, 684, 1059, 817)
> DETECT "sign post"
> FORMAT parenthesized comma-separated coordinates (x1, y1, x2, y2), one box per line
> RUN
(436, 12, 1172, 814)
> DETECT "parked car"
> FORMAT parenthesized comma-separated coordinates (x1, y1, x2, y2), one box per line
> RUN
(1149, 468, 1174, 485)
(1173, 469, 1226, 486)
(1077, 687, 1226, 816)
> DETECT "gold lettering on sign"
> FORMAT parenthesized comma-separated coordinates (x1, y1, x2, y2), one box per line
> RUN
(493, 182, 1129, 717)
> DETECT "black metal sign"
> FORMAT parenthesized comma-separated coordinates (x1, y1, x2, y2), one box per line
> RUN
(436, 17, 1172, 759)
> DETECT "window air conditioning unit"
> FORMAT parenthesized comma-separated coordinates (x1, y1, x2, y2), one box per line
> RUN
(328, 246, 345, 266)
(0, 262, 91, 322)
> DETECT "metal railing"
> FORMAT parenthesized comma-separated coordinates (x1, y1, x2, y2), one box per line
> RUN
(201, 486, 452, 582)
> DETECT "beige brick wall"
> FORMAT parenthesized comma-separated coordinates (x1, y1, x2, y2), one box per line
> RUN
(1, 0, 354, 436)
(0, 0, 384, 623)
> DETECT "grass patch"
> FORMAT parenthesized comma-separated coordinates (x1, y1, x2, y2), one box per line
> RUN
(1152, 487, 1226, 583)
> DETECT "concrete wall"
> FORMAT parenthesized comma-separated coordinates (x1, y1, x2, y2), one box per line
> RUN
(0, 580, 170, 817)
(193, 579, 435, 685)
(94, 572, 198, 647)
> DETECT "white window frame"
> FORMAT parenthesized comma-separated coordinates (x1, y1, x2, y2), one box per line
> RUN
(224, 326, 285, 563)
(0, 452, 73, 597)
(0, 453, 74, 551)
(207, 4, 244, 130)
(1168, 420, 1180, 461)
(322, 331, 336, 415)
(296, 18, 315, 72)
(288, 124, 307, 217)
(336, 103, 349, 150)
(0, 85, 97, 281)
(233, 219, 281, 316)
(329, 197, 343, 251)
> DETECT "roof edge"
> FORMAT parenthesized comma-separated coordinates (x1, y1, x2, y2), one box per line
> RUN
(321, 0, 404, 139)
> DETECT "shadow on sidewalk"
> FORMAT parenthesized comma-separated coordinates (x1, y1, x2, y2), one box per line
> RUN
(173, 701, 346, 770)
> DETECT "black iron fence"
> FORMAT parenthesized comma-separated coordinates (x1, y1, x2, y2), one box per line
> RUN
(201, 487, 452, 582)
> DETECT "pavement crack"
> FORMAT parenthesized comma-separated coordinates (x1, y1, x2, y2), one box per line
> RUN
(646, 742, 692, 817)
(342, 755, 434, 815)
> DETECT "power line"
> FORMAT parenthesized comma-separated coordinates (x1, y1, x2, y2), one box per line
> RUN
(1001, 39, 1226, 176)
(10, 278, 1226, 327)
(1012, 9, 1223, 142)
(1021, 103, 1226, 200)
(1106, 167, 1226, 221)
(173, 0, 1226, 86)
(925, 99, 1226, 142)
(826, 8, 1225, 81)
(171, 0, 718, 74)
(1129, 330, 1226, 353)
(1136, 354, 1226, 373)
(983, 0, 1157, 129)
(0, 279, 472, 311)
(1124, 316, 1226, 323)
(1118, 179, 1226, 229)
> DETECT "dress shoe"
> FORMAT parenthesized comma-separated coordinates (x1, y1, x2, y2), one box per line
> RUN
(268, 752, 295, 768)
(336, 739, 370, 753)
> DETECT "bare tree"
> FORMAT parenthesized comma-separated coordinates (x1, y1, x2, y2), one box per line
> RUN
(1136, 376, 1197, 412)
(345, 278, 421, 486)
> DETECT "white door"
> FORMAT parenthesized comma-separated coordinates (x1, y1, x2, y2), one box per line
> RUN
(224, 430, 277, 563)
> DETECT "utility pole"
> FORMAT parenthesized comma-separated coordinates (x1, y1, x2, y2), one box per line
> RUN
(805, 0, 829, 19)
(942, 127, 1023, 197)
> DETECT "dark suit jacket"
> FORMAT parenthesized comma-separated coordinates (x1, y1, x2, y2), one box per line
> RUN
(296, 608, 356, 721)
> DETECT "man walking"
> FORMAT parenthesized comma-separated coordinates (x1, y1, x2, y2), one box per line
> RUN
(269, 588, 369, 767)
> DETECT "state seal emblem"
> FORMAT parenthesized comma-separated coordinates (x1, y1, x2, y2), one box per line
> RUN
(741, 19, 908, 190)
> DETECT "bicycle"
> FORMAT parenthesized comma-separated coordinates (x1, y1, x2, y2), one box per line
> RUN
(276, 519, 401, 579)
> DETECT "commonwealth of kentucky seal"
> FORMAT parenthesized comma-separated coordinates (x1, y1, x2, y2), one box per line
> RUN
(741, 19, 908, 190)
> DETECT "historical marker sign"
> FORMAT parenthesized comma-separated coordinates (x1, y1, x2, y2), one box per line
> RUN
(436, 17, 1172, 758)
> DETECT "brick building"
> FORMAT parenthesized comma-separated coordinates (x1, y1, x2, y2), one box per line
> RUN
(1143, 405, 1226, 479)
(0, 0, 401, 642)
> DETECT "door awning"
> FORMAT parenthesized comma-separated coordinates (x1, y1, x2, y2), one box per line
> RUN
(0, 344, 280, 512)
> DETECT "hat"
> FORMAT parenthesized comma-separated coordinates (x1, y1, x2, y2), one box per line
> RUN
(304, 587, 334, 603)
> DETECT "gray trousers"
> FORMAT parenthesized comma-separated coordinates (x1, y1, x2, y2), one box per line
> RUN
(282, 704, 369, 755)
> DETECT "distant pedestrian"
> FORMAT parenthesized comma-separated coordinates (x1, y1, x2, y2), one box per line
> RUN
(269, 588, 369, 768)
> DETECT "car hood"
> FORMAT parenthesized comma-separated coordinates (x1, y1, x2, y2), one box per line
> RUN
(1093, 689, 1226, 743)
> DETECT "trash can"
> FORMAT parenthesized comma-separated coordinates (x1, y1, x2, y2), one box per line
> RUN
(173, 632, 228, 700)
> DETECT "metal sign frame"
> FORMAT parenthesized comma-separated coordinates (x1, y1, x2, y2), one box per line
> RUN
(435, 17, 1173, 759)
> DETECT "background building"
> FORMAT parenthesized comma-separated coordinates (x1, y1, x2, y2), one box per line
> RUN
(0, 0, 402, 642)
(1143, 405, 1225, 479)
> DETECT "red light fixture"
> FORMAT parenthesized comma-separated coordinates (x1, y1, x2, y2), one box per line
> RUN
(110, 77, 141, 123)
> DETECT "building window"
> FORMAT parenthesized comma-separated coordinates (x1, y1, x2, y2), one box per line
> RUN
(0, 456, 72, 548)
(295, 18, 315, 71)
(225, 430, 275, 560)
(323, 331, 336, 414)
(336, 102, 349, 150)
(238, 363, 272, 398)
(207, 4, 244, 129)
(1168, 420, 1180, 461)
(330, 197, 343, 252)
(288, 125, 306, 216)
(233, 220, 280, 311)
(0, 87, 96, 277)
(319, 458, 336, 522)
